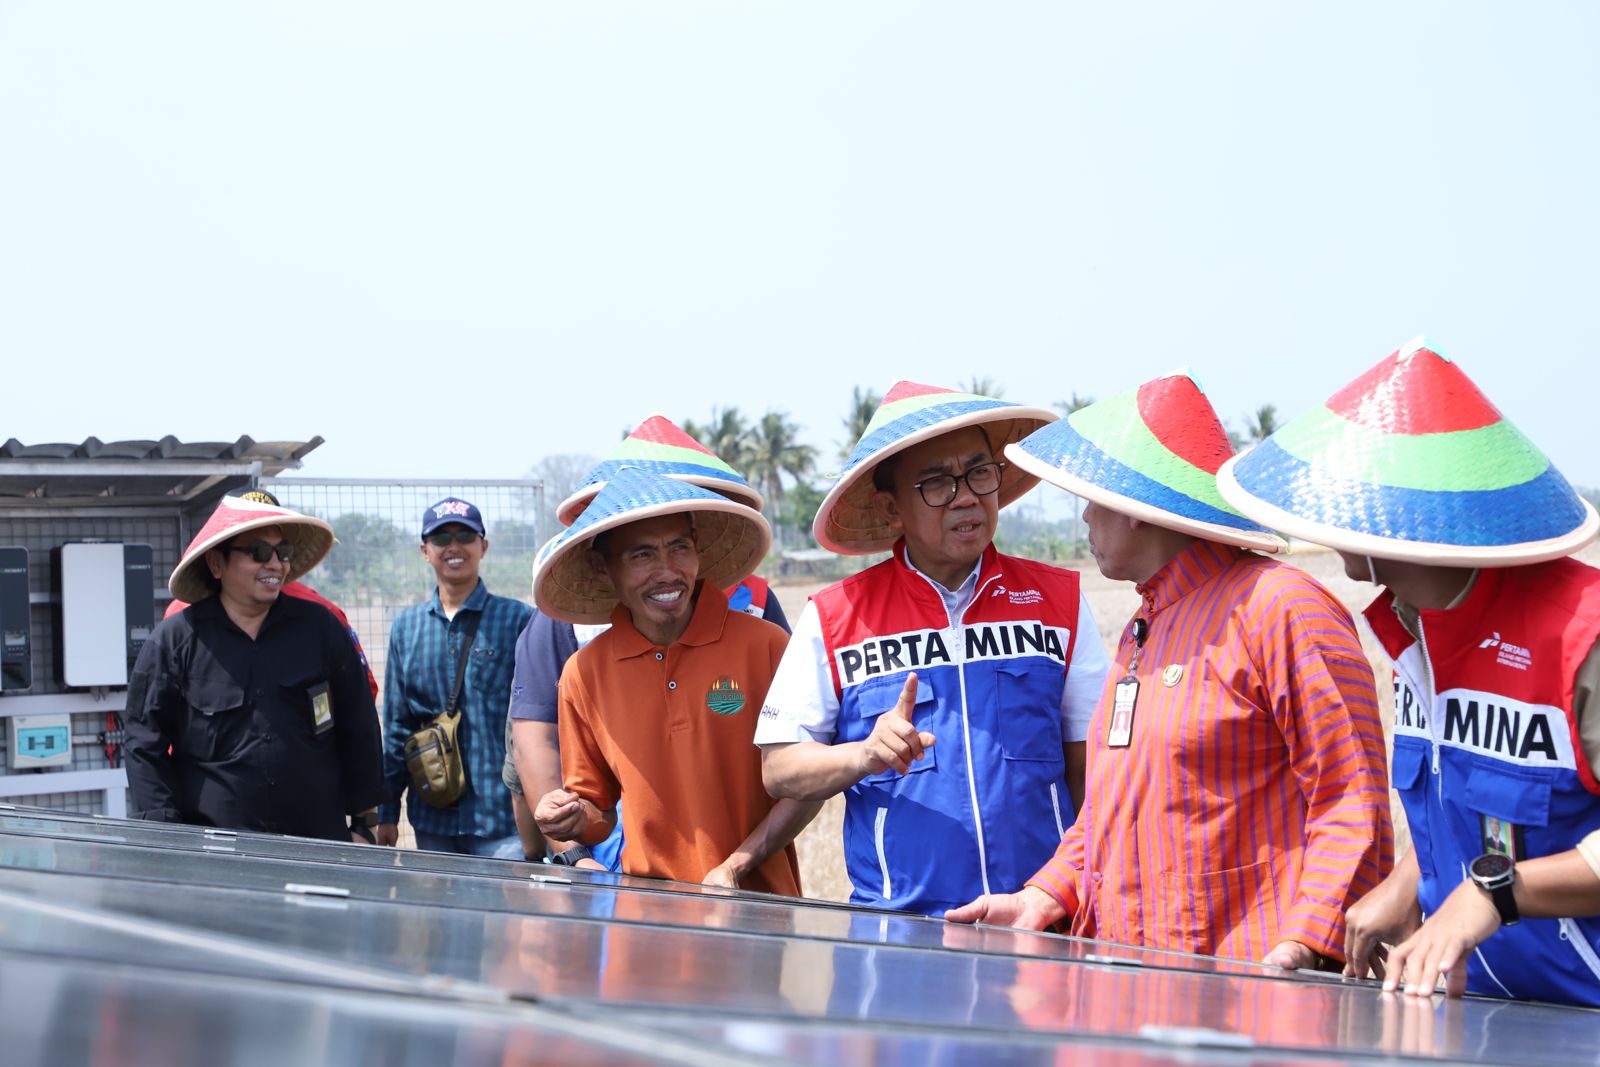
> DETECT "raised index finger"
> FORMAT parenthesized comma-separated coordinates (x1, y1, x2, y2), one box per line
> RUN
(889, 672, 919, 720)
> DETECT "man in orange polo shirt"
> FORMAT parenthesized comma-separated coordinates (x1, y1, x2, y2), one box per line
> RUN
(531, 467, 817, 894)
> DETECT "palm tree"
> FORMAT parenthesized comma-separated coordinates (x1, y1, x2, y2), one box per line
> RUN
(839, 385, 881, 461)
(960, 376, 1004, 399)
(1244, 404, 1279, 443)
(744, 411, 817, 513)
(682, 408, 753, 472)
(1054, 392, 1094, 416)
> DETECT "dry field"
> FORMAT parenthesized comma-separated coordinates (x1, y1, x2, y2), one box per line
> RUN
(776, 542, 1600, 904)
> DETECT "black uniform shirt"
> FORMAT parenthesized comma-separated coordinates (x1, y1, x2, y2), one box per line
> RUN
(124, 593, 386, 840)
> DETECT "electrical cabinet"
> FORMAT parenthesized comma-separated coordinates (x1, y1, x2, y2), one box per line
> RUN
(0, 547, 28, 691)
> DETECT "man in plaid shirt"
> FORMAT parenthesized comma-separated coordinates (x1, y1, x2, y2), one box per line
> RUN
(375, 497, 532, 857)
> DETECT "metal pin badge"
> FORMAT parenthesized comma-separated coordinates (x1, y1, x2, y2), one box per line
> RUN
(1161, 664, 1184, 687)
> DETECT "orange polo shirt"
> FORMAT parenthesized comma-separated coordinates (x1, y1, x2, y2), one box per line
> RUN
(558, 581, 801, 896)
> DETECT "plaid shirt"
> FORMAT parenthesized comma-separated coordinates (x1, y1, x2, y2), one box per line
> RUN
(379, 580, 532, 839)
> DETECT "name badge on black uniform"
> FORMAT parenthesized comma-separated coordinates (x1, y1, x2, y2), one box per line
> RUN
(309, 682, 335, 735)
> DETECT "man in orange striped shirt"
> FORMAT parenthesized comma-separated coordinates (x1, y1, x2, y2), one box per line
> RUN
(948, 372, 1393, 969)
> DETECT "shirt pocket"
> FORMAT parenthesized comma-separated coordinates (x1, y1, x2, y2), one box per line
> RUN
(858, 674, 939, 784)
(277, 670, 331, 742)
(1390, 741, 1433, 857)
(994, 662, 1064, 762)
(469, 644, 511, 693)
(1464, 758, 1553, 831)
(186, 679, 248, 762)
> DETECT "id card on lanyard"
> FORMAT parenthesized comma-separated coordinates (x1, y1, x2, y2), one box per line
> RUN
(1108, 617, 1148, 749)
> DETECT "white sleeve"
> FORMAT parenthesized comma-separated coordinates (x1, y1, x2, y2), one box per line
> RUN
(1060, 590, 1110, 742)
(754, 601, 841, 746)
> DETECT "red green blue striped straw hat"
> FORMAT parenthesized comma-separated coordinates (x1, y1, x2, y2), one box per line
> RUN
(556, 414, 764, 526)
(534, 466, 772, 624)
(814, 381, 1056, 555)
(1217, 337, 1599, 566)
(1005, 371, 1283, 553)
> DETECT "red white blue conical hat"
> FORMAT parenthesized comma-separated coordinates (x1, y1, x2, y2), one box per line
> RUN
(1218, 337, 1598, 566)
(556, 415, 763, 526)
(1006, 371, 1283, 552)
(534, 466, 771, 625)
(814, 381, 1056, 555)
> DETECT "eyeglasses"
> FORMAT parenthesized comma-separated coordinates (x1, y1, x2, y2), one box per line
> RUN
(426, 530, 482, 547)
(911, 461, 1006, 508)
(225, 542, 295, 564)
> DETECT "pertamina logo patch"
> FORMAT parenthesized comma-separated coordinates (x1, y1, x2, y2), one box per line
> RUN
(988, 584, 1043, 605)
(706, 677, 746, 716)
(1478, 632, 1531, 671)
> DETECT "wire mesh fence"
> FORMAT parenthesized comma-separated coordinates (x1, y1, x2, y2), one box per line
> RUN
(261, 478, 545, 689)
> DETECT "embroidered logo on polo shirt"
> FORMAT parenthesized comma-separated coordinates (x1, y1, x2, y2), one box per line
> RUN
(706, 677, 746, 716)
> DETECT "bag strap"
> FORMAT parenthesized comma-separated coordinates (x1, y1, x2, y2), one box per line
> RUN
(443, 611, 482, 718)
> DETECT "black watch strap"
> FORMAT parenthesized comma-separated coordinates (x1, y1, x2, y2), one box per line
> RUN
(548, 845, 594, 867)
(349, 819, 377, 844)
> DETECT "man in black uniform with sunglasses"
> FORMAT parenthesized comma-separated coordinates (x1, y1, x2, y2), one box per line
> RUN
(125, 493, 385, 841)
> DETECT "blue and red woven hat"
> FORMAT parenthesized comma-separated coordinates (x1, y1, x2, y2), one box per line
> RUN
(814, 381, 1056, 555)
(1006, 371, 1283, 552)
(557, 415, 763, 526)
(534, 466, 771, 624)
(1218, 337, 1599, 566)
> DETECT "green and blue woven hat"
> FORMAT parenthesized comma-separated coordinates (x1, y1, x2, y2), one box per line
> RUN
(814, 381, 1056, 555)
(1006, 371, 1283, 552)
(557, 415, 764, 526)
(534, 466, 771, 625)
(1218, 337, 1598, 565)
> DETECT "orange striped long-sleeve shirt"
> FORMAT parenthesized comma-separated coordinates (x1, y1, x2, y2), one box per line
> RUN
(1026, 539, 1393, 962)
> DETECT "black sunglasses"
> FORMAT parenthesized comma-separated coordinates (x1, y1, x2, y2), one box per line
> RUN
(225, 542, 295, 564)
(426, 530, 482, 547)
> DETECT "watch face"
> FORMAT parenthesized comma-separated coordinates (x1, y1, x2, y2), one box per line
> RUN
(1471, 852, 1514, 880)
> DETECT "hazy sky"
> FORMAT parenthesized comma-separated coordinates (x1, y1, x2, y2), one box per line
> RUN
(3, 2, 1596, 491)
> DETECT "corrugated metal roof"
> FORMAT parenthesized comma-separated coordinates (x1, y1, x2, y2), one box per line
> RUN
(0, 436, 323, 506)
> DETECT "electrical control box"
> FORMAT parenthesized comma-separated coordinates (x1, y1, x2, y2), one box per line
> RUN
(0, 547, 29, 691)
(7, 713, 73, 768)
(54, 543, 155, 688)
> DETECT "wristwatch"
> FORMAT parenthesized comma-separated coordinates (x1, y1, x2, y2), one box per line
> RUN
(1468, 852, 1520, 927)
(548, 845, 594, 867)
(349, 811, 378, 845)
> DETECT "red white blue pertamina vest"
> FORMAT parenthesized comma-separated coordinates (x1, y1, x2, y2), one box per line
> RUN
(1365, 558, 1600, 1006)
(812, 542, 1082, 915)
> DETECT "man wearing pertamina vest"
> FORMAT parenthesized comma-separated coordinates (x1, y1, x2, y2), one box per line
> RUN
(1221, 336, 1600, 1006)
(757, 382, 1109, 916)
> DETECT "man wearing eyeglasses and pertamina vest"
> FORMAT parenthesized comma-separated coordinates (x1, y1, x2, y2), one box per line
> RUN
(757, 383, 1109, 916)
(376, 498, 532, 857)
(125, 495, 386, 842)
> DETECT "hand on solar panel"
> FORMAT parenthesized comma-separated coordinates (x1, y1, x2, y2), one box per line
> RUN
(1342, 849, 1422, 981)
(859, 672, 935, 777)
(702, 863, 741, 889)
(1262, 940, 1318, 970)
(943, 885, 1066, 931)
(1381, 877, 1497, 998)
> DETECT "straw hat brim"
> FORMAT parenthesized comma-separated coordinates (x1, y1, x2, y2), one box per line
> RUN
(1217, 455, 1600, 566)
(1006, 443, 1285, 553)
(814, 408, 1056, 556)
(169, 515, 335, 603)
(556, 467, 765, 527)
(534, 497, 772, 625)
